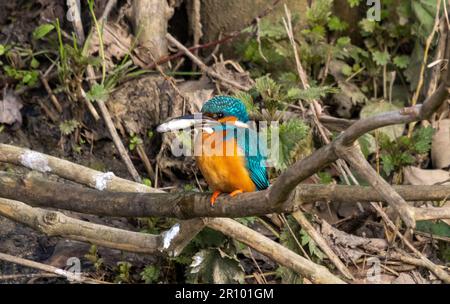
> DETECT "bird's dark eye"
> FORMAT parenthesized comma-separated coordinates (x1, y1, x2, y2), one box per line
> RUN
(217, 113, 224, 118)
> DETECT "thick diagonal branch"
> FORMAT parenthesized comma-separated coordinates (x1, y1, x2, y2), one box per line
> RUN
(335, 145, 416, 228)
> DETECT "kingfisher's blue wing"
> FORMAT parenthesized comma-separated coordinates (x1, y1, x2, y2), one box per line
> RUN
(221, 125, 269, 190)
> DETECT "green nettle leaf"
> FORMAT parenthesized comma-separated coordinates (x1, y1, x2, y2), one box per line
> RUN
(115, 261, 132, 283)
(33, 23, 55, 40)
(188, 249, 245, 284)
(59, 120, 80, 135)
(0, 44, 5, 56)
(306, 0, 333, 26)
(258, 19, 287, 39)
(287, 86, 338, 102)
(393, 55, 410, 69)
(412, 126, 435, 153)
(255, 75, 279, 97)
(372, 50, 390, 66)
(140, 265, 160, 283)
(328, 16, 348, 31)
(275, 119, 310, 170)
(86, 83, 109, 102)
(381, 154, 395, 176)
(358, 133, 377, 158)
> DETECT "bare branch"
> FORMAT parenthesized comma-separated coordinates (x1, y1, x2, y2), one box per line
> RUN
(292, 210, 354, 280)
(207, 218, 346, 284)
(0, 252, 103, 284)
(335, 145, 416, 228)
(0, 197, 160, 254)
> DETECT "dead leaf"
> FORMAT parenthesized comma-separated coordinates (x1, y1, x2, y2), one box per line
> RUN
(321, 221, 388, 263)
(431, 119, 450, 169)
(89, 21, 152, 69)
(0, 88, 23, 126)
(403, 166, 450, 185)
(392, 272, 428, 284)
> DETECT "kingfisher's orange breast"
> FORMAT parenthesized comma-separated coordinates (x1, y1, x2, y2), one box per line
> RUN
(194, 131, 256, 193)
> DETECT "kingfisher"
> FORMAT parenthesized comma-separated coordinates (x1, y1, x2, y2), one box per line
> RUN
(157, 96, 269, 205)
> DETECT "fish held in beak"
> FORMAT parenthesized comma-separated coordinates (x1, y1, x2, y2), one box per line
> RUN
(156, 114, 216, 133)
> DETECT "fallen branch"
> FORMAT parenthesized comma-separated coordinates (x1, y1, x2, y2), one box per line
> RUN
(0, 144, 202, 256)
(292, 210, 354, 280)
(0, 197, 160, 254)
(0, 252, 103, 284)
(206, 218, 345, 284)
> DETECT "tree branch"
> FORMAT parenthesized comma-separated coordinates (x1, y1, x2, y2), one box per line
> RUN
(1, 171, 449, 221)
(206, 218, 345, 284)
(0, 197, 160, 254)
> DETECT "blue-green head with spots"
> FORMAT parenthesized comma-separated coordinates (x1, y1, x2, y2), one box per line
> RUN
(201, 96, 249, 123)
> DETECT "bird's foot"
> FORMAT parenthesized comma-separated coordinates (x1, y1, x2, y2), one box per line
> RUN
(210, 191, 221, 206)
(229, 189, 243, 197)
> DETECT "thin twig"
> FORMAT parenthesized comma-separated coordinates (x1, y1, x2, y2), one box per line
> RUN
(0, 252, 103, 284)
(292, 210, 354, 280)
(166, 34, 251, 91)
(39, 72, 63, 113)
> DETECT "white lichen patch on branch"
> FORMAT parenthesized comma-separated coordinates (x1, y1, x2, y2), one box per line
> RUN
(19, 151, 52, 172)
(162, 223, 180, 249)
(93, 172, 115, 191)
